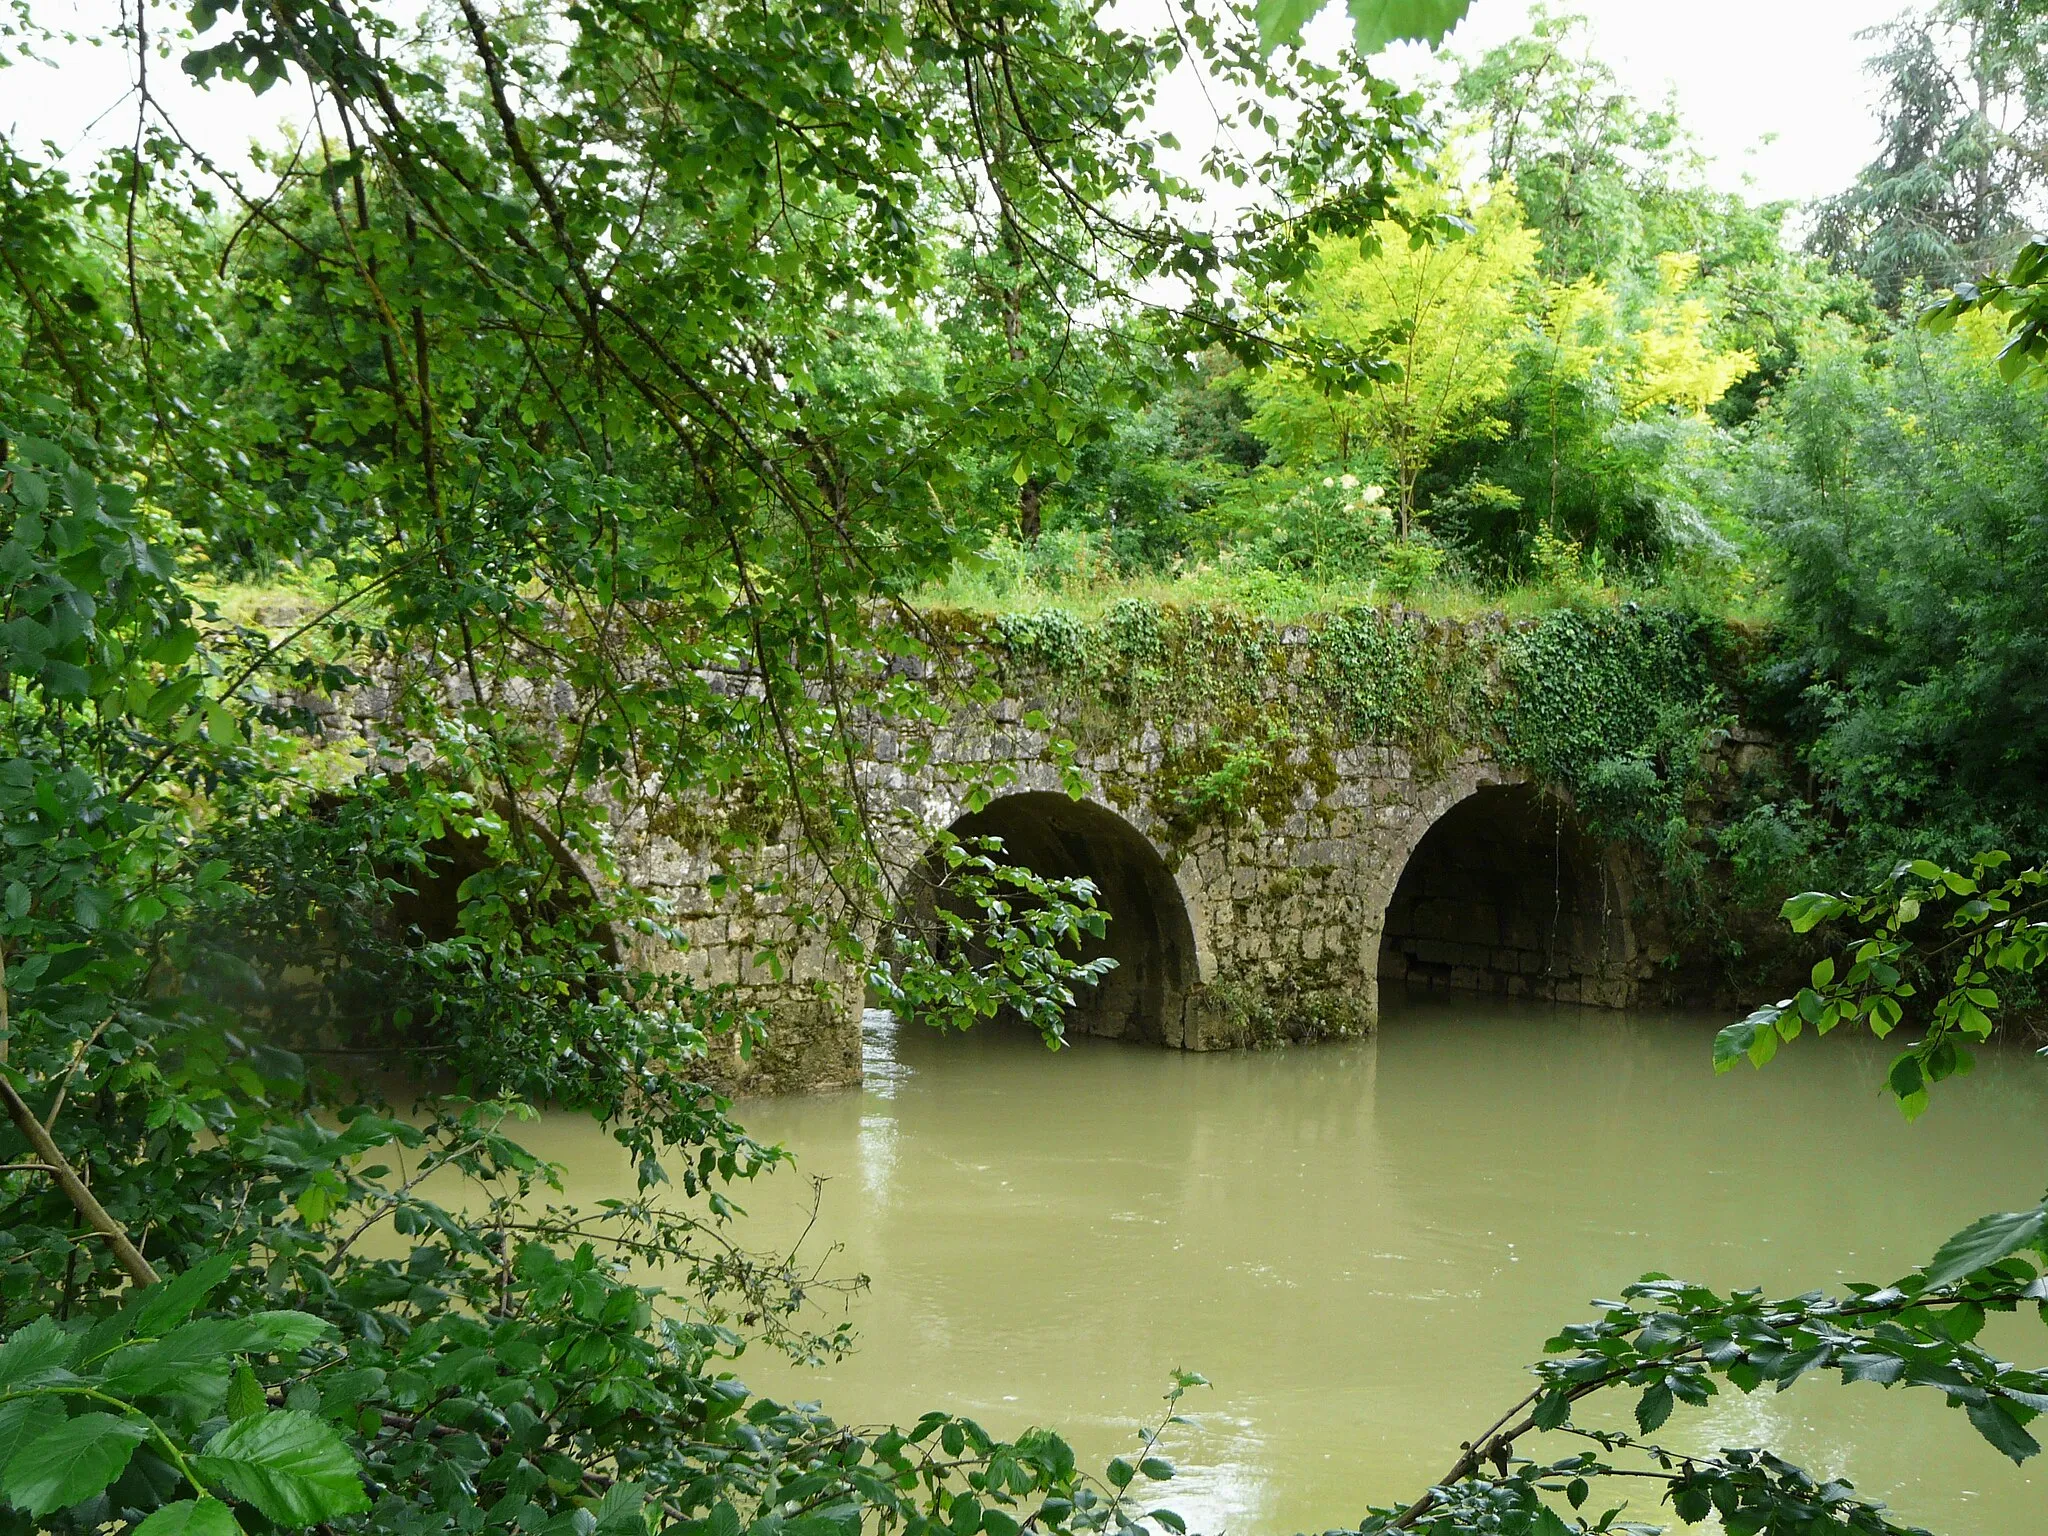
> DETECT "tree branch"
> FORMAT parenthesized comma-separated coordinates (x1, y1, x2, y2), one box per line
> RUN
(0, 1072, 159, 1287)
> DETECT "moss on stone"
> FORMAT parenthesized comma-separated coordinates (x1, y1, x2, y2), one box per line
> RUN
(1192, 974, 1374, 1048)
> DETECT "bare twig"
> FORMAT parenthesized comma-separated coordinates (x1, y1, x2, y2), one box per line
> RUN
(44, 1015, 115, 1133)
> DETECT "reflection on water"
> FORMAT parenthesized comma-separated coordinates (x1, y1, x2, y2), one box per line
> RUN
(528, 994, 2048, 1535)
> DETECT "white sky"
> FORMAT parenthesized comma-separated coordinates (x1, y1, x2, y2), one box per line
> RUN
(3, 1, 317, 180)
(1400, 0, 1899, 205)
(5, 0, 1900, 207)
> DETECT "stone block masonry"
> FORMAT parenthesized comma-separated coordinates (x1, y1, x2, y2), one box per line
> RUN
(610, 620, 1658, 1093)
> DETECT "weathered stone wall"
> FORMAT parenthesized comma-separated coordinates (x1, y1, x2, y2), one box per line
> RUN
(1377, 783, 1637, 1007)
(613, 626, 1664, 1093)
(315, 602, 1765, 1094)
(620, 830, 869, 1094)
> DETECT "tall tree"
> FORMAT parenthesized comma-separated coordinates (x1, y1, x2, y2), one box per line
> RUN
(1247, 171, 1541, 535)
(1446, 5, 1706, 284)
(1811, 0, 2048, 307)
(0, 3, 1469, 1532)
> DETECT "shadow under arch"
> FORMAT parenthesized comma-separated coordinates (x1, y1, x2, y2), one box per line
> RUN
(206, 795, 626, 1070)
(391, 815, 623, 971)
(914, 792, 1199, 1044)
(1376, 783, 1635, 1008)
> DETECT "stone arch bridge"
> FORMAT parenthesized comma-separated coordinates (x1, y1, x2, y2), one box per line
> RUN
(590, 619, 1667, 1095)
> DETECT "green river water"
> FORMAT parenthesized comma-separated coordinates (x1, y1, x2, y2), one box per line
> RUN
(528, 994, 2048, 1534)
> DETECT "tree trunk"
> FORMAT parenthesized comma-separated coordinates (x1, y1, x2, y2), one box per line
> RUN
(999, 273, 1045, 544)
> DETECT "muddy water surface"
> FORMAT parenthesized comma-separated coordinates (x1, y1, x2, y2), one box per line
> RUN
(528, 995, 2048, 1534)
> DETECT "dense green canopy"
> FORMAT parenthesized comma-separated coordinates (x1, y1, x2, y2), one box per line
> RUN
(6, 1, 2048, 1533)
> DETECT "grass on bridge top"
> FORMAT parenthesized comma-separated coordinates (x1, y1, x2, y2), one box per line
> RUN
(190, 529, 1772, 649)
(913, 531, 1772, 628)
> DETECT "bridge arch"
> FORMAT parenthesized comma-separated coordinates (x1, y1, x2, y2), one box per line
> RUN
(390, 814, 623, 971)
(913, 792, 1200, 1044)
(1373, 780, 1636, 1009)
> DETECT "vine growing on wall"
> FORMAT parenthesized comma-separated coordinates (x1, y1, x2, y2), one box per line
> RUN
(1496, 607, 1727, 863)
(977, 601, 1730, 893)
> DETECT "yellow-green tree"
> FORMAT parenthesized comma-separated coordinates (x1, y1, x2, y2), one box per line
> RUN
(1545, 252, 1757, 418)
(1248, 173, 1541, 535)
(1517, 253, 1757, 536)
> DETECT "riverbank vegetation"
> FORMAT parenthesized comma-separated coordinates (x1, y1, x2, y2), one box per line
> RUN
(920, 1, 2048, 896)
(4, 0, 2048, 1533)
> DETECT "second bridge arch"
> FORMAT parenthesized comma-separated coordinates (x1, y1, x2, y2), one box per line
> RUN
(914, 792, 1201, 1044)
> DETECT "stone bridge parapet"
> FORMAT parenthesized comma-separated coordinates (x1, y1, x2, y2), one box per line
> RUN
(607, 618, 1657, 1093)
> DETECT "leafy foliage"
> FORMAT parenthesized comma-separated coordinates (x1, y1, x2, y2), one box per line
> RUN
(1810, 0, 2048, 308)
(1714, 852, 2048, 1119)
(1248, 170, 1541, 535)
(1923, 238, 2048, 380)
(0, 1267, 363, 1530)
(1748, 317, 2048, 875)
(1255, 0, 1474, 55)
(877, 834, 1117, 1043)
(0, 0, 1442, 1530)
(1498, 606, 1722, 858)
(1447, 7, 1715, 287)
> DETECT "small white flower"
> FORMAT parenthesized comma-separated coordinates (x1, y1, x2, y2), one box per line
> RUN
(1362, 484, 1385, 503)
(1321, 476, 1336, 488)
(1339, 473, 1359, 489)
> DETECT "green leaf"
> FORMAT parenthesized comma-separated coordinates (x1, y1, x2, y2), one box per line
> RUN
(227, 1366, 266, 1422)
(0, 1398, 55, 1471)
(1966, 1397, 2041, 1463)
(2, 1412, 151, 1516)
(592, 1479, 648, 1534)
(230, 1312, 334, 1354)
(1530, 1509, 1573, 1536)
(1345, 0, 1472, 52)
(1838, 1352, 1906, 1386)
(1635, 1381, 1674, 1433)
(1254, 0, 1324, 49)
(1927, 1207, 2048, 1286)
(0, 1315, 77, 1390)
(1713, 1004, 1787, 1074)
(1745, 1020, 1780, 1069)
(135, 1497, 244, 1536)
(43, 660, 90, 698)
(1138, 1457, 1173, 1481)
(1780, 891, 1843, 933)
(129, 1253, 239, 1339)
(102, 1321, 249, 1400)
(194, 1410, 369, 1526)
(1106, 1457, 1135, 1489)
(1938, 1301, 1987, 1343)
(1887, 1053, 1924, 1102)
